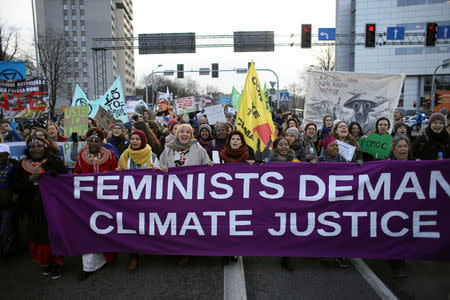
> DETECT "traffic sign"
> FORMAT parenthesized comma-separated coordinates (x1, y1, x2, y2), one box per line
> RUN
(437, 26, 450, 39)
(387, 27, 405, 40)
(318, 28, 336, 41)
(279, 92, 290, 102)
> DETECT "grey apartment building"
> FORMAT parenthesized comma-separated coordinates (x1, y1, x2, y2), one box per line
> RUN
(35, 0, 135, 108)
(336, 0, 450, 110)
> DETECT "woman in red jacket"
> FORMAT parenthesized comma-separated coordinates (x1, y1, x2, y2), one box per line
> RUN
(73, 127, 118, 280)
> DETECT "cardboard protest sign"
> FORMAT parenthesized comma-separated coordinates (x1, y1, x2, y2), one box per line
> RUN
(175, 97, 196, 114)
(204, 104, 227, 125)
(304, 71, 404, 134)
(94, 106, 117, 131)
(336, 140, 356, 161)
(64, 105, 89, 137)
(0, 77, 48, 119)
(359, 133, 393, 159)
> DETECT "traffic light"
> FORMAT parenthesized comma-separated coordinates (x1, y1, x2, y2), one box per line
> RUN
(425, 22, 437, 46)
(212, 63, 219, 78)
(434, 95, 441, 107)
(177, 64, 184, 78)
(365, 24, 376, 47)
(413, 101, 417, 108)
(301, 24, 311, 48)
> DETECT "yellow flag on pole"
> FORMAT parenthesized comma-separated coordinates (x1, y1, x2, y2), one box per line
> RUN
(236, 62, 276, 160)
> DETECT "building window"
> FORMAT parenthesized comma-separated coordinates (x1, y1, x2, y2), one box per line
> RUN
(71, 4, 76, 9)
(74, 57, 79, 63)
(81, 15, 85, 20)
(81, 36, 86, 42)
(73, 36, 77, 41)
(82, 47, 86, 52)
(81, 25, 85, 31)
(63, 4, 68, 9)
(80, 4, 84, 9)
(72, 15, 76, 21)
(72, 25, 77, 31)
(64, 15, 68, 20)
(64, 25, 69, 31)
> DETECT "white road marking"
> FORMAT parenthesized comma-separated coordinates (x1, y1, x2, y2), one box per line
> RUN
(350, 258, 398, 300)
(224, 256, 247, 300)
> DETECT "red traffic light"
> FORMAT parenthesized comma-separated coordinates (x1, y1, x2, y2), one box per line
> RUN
(304, 25, 311, 32)
(429, 24, 436, 30)
(413, 101, 417, 107)
(427, 99, 431, 104)
(368, 25, 375, 32)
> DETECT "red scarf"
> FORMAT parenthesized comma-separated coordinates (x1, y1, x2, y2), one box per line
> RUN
(219, 146, 249, 163)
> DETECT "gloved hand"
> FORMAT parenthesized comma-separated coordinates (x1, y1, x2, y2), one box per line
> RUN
(71, 132, 78, 143)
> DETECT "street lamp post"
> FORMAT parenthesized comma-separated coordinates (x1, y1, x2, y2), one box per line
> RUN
(145, 64, 162, 104)
(431, 58, 450, 111)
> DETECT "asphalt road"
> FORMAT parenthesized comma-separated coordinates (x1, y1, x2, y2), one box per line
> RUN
(2, 249, 449, 299)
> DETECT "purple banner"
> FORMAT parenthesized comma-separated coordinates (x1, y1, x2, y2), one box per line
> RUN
(39, 160, 450, 260)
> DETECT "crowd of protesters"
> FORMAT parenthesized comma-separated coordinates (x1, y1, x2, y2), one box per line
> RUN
(0, 103, 449, 281)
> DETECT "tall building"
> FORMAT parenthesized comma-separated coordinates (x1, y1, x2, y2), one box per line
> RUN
(336, 0, 450, 111)
(35, 0, 135, 108)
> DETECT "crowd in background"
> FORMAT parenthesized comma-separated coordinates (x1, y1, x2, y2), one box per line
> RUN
(0, 104, 449, 281)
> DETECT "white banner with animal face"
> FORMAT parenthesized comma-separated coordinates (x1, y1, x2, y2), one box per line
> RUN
(303, 71, 405, 134)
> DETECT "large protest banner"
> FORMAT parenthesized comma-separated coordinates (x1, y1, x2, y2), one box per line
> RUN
(39, 160, 450, 260)
(236, 62, 276, 160)
(8, 141, 85, 169)
(0, 78, 48, 119)
(304, 71, 405, 134)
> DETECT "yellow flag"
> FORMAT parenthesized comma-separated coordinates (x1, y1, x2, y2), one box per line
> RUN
(236, 62, 276, 159)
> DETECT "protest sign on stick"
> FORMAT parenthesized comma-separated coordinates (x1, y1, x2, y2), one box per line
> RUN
(175, 97, 196, 115)
(64, 105, 89, 137)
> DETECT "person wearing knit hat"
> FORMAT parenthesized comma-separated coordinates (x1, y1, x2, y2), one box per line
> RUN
(412, 112, 449, 160)
(316, 135, 347, 163)
(198, 124, 213, 148)
(285, 127, 305, 161)
(116, 129, 155, 273)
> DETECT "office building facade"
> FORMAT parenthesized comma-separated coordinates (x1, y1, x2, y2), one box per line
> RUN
(336, 0, 450, 111)
(35, 0, 135, 108)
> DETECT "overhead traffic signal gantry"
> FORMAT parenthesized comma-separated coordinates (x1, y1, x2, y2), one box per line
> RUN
(177, 64, 184, 78)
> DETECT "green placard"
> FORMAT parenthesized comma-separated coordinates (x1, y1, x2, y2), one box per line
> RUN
(359, 133, 393, 159)
(64, 105, 89, 137)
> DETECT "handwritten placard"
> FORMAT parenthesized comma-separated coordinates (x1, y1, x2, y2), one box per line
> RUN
(336, 140, 356, 162)
(204, 104, 226, 125)
(175, 96, 196, 114)
(64, 105, 89, 137)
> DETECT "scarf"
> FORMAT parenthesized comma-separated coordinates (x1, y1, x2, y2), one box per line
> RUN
(119, 144, 153, 170)
(269, 148, 296, 162)
(219, 146, 249, 163)
(166, 139, 198, 151)
(321, 125, 331, 136)
(109, 135, 123, 149)
(320, 151, 342, 162)
(425, 126, 449, 143)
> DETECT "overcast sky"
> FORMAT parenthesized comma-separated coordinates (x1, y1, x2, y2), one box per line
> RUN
(1, 0, 336, 94)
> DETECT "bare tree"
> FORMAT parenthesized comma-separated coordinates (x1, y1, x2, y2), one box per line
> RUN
(37, 32, 67, 113)
(314, 46, 335, 71)
(0, 21, 20, 61)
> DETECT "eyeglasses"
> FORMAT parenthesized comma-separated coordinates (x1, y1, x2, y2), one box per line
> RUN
(337, 124, 348, 129)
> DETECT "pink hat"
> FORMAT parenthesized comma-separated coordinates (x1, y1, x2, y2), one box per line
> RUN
(322, 135, 336, 150)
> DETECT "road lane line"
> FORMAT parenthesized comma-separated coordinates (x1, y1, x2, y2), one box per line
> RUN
(224, 256, 247, 300)
(350, 258, 398, 300)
